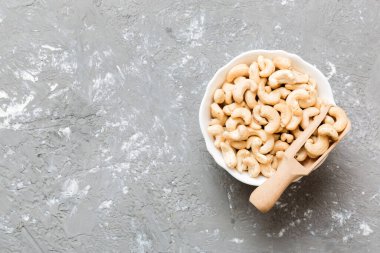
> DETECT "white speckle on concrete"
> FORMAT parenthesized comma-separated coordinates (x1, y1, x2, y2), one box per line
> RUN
(80, 185, 91, 197)
(14, 70, 39, 83)
(370, 193, 378, 200)
(136, 232, 152, 253)
(230, 238, 244, 244)
(326, 61, 336, 80)
(281, 0, 294, 6)
(180, 13, 205, 47)
(62, 179, 79, 198)
(46, 197, 59, 207)
(331, 209, 352, 226)
(21, 214, 30, 221)
(16, 181, 25, 189)
(58, 127, 71, 140)
(278, 228, 286, 237)
(49, 83, 59, 91)
(41, 44, 62, 51)
(359, 221, 373, 236)
(0, 220, 14, 234)
(0, 90, 9, 99)
(163, 188, 172, 194)
(99, 200, 113, 209)
(0, 94, 34, 121)
(343, 234, 354, 242)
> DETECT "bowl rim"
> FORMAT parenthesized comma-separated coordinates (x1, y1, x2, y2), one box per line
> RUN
(199, 49, 335, 186)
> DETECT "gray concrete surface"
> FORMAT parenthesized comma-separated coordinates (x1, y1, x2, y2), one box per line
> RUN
(0, 0, 379, 252)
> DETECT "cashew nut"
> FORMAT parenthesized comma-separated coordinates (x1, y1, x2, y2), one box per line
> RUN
(249, 80, 258, 92)
(304, 123, 338, 158)
(314, 97, 324, 109)
(257, 78, 281, 105)
(250, 129, 268, 142)
(236, 149, 250, 172)
(249, 61, 261, 84)
(286, 114, 302, 130)
(223, 103, 240, 116)
(247, 136, 268, 164)
(236, 77, 257, 92)
(259, 133, 274, 154)
(276, 87, 291, 99)
(328, 106, 348, 132)
(243, 156, 261, 177)
(291, 127, 303, 138)
(264, 86, 271, 93)
(226, 64, 249, 82)
(293, 70, 309, 83)
(223, 125, 255, 141)
(233, 79, 250, 103)
(230, 140, 248, 150)
(274, 102, 292, 127)
(257, 56, 266, 71)
(286, 89, 309, 116)
(244, 90, 257, 109)
(275, 126, 287, 134)
(304, 135, 329, 158)
(324, 115, 335, 125)
(273, 56, 291, 70)
(256, 153, 269, 164)
(276, 150, 285, 160)
(261, 160, 276, 178)
(268, 70, 296, 88)
(318, 123, 339, 141)
(211, 103, 227, 124)
(225, 117, 244, 131)
(272, 140, 289, 154)
(260, 105, 281, 134)
(231, 107, 252, 125)
(284, 83, 311, 91)
(281, 133, 294, 144)
(286, 78, 316, 92)
(253, 105, 268, 125)
(233, 76, 246, 85)
(220, 142, 237, 168)
(258, 56, 275, 77)
(214, 135, 225, 149)
(299, 89, 317, 108)
(207, 124, 224, 136)
(271, 155, 279, 170)
(247, 136, 262, 150)
(213, 89, 225, 104)
(222, 83, 234, 104)
(209, 118, 222, 126)
(301, 107, 320, 130)
(249, 118, 262, 130)
(295, 147, 307, 162)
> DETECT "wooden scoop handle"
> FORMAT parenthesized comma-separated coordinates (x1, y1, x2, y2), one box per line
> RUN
(249, 156, 305, 213)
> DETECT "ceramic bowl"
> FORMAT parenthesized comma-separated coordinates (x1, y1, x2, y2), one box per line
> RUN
(199, 50, 335, 186)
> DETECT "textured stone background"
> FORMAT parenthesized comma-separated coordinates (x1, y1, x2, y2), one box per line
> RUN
(0, 0, 379, 252)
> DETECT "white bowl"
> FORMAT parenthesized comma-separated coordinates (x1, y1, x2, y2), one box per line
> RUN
(199, 50, 336, 186)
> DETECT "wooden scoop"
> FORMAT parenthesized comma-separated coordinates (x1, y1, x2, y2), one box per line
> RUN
(249, 104, 351, 213)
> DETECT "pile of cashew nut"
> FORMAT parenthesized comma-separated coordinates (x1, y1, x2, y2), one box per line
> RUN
(208, 55, 349, 178)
